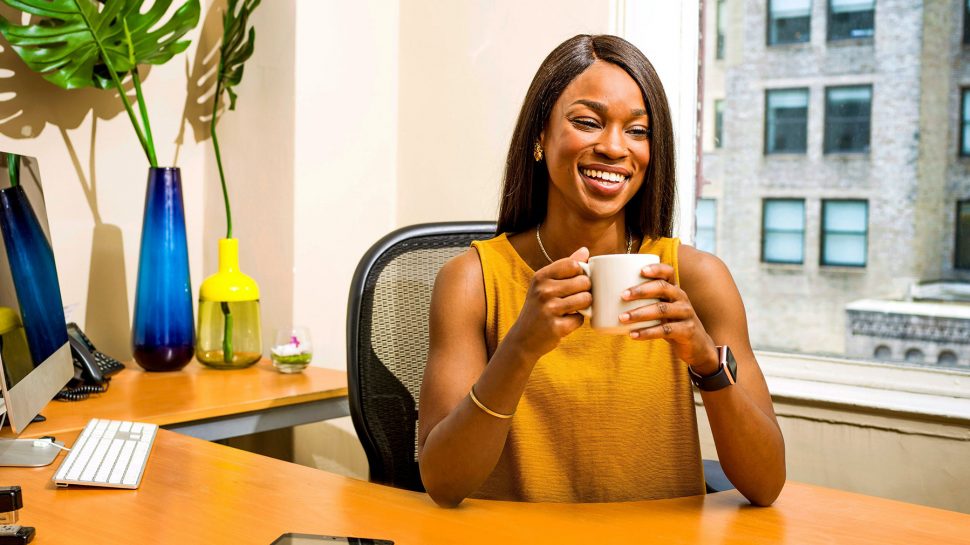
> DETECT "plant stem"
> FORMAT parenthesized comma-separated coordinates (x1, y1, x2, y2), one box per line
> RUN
(72, 0, 153, 165)
(221, 301, 234, 363)
(130, 68, 158, 168)
(6, 153, 19, 187)
(211, 79, 232, 239)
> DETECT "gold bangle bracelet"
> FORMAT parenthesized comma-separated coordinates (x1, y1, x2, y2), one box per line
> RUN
(469, 386, 514, 419)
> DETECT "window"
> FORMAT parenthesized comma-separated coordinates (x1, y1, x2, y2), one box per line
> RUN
(716, 0, 727, 59)
(765, 89, 809, 154)
(821, 200, 868, 267)
(824, 85, 871, 153)
(904, 348, 925, 363)
(938, 351, 958, 366)
(714, 99, 724, 148)
(762, 199, 805, 264)
(696, 199, 717, 254)
(957, 200, 970, 270)
(768, 0, 811, 45)
(965, 0, 970, 45)
(874, 345, 891, 360)
(828, 0, 875, 41)
(960, 89, 970, 157)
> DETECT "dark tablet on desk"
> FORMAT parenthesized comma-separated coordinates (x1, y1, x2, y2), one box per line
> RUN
(271, 533, 393, 545)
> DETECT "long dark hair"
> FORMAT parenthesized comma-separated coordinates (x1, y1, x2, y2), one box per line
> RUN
(497, 34, 676, 240)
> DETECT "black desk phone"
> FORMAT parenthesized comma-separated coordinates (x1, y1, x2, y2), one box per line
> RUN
(56, 323, 124, 401)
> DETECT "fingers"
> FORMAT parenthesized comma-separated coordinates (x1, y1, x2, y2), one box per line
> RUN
(622, 274, 682, 302)
(541, 247, 589, 280)
(619, 300, 692, 325)
(628, 319, 699, 341)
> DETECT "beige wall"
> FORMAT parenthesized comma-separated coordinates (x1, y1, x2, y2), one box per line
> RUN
(696, 400, 970, 513)
(396, 0, 612, 226)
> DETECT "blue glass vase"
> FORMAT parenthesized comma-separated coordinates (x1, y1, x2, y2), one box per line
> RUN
(131, 167, 194, 371)
(0, 185, 68, 366)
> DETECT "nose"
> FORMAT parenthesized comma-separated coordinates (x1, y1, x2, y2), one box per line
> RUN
(594, 125, 626, 160)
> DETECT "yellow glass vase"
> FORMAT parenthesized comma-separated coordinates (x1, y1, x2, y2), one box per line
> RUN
(196, 238, 262, 369)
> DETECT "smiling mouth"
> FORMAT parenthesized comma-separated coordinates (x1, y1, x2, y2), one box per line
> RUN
(580, 168, 629, 184)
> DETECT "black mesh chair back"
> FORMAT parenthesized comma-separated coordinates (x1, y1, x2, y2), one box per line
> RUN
(347, 222, 496, 491)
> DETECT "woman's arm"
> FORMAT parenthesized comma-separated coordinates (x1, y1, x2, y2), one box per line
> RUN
(619, 245, 786, 506)
(418, 246, 591, 507)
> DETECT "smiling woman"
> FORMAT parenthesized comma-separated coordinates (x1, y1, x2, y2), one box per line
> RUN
(417, 34, 785, 508)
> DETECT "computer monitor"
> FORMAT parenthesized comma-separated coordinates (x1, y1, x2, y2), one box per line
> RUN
(0, 152, 74, 466)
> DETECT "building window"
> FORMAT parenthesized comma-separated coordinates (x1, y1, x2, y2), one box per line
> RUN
(905, 348, 925, 363)
(767, 0, 811, 45)
(961, 90, 970, 157)
(874, 345, 891, 360)
(696, 198, 717, 254)
(957, 200, 970, 270)
(938, 350, 958, 366)
(714, 99, 724, 148)
(824, 85, 871, 154)
(765, 89, 808, 154)
(965, 1, 970, 44)
(821, 199, 868, 267)
(827, 0, 874, 41)
(762, 199, 805, 264)
(716, 0, 727, 59)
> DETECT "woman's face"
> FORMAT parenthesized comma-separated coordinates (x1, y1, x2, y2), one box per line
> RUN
(540, 61, 650, 223)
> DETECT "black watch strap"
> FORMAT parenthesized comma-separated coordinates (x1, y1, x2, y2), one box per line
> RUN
(688, 345, 738, 392)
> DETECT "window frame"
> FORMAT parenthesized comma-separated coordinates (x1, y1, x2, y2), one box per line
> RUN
(762, 198, 806, 265)
(764, 87, 810, 155)
(823, 84, 872, 155)
(820, 199, 869, 268)
(766, 0, 813, 46)
(957, 199, 970, 270)
(826, 0, 875, 42)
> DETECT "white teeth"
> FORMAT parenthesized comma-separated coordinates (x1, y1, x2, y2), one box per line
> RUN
(581, 168, 627, 183)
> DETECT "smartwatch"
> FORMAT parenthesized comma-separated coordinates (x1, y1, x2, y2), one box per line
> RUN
(688, 345, 738, 392)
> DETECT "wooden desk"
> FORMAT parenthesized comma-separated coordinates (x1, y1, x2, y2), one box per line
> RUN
(2, 360, 349, 441)
(4, 429, 969, 544)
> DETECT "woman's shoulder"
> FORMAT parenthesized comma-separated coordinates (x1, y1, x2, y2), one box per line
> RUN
(678, 243, 736, 297)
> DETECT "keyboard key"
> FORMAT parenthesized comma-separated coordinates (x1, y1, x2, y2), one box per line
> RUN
(109, 441, 137, 484)
(94, 439, 124, 483)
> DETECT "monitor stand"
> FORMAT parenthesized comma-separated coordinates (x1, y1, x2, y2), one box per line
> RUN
(0, 438, 63, 466)
(0, 413, 62, 466)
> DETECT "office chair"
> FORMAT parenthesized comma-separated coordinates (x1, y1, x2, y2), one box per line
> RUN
(347, 222, 734, 494)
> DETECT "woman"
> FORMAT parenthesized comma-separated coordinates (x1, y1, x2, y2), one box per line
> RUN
(417, 35, 785, 507)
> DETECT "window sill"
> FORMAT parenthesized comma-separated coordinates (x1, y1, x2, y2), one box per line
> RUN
(823, 151, 869, 158)
(741, 351, 970, 435)
(764, 153, 808, 159)
(826, 37, 875, 47)
(761, 262, 804, 271)
(818, 264, 867, 273)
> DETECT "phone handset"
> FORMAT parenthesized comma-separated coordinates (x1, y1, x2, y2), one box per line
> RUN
(56, 323, 125, 401)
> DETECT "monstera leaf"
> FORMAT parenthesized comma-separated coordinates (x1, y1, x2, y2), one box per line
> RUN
(0, 0, 200, 90)
(0, 0, 200, 166)
(217, 0, 260, 111)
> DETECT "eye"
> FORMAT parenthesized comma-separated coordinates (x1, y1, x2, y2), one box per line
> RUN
(569, 117, 601, 130)
(628, 126, 651, 139)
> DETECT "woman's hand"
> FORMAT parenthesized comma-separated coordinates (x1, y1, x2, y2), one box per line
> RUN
(618, 263, 719, 374)
(505, 247, 592, 361)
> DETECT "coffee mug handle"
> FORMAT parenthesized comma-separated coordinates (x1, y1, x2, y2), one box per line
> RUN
(577, 261, 592, 318)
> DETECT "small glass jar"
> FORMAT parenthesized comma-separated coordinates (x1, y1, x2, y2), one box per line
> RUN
(271, 327, 312, 373)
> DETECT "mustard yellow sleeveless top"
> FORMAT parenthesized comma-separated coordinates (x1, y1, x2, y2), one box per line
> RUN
(469, 234, 704, 503)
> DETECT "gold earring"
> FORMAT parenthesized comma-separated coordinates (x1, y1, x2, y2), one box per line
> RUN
(533, 141, 543, 162)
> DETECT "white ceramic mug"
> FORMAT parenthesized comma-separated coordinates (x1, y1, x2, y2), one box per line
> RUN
(577, 253, 661, 334)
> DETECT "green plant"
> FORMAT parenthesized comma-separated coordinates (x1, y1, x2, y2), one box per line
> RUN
(5, 153, 19, 187)
(0, 0, 201, 167)
(211, 0, 260, 240)
(210, 0, 260, 363)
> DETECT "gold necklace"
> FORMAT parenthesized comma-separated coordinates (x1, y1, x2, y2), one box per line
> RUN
(535, 224, 633, 264)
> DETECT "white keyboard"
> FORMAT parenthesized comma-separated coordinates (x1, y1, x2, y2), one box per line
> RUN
(52, 418, 157, 489)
